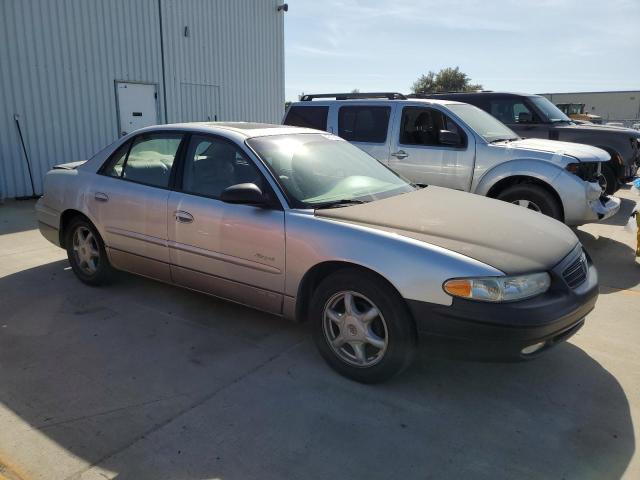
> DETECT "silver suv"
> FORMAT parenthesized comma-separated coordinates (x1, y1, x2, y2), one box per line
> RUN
(36, 123, 598, 383)
(284, 92, 620, 225)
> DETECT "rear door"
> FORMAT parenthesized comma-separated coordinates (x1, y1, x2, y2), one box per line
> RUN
(336, 104, 393, 162)
(90, 132, 185, 281)
(167, 134, 285, 314)
(388, 105, 475, 190)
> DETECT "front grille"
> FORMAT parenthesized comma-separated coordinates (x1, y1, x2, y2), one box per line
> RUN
(563, 252, 588, 289)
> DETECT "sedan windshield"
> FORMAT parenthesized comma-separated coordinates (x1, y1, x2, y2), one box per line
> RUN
(529, 96, 572, 123)
(247, 133, 415, 208)
(447, 103, 519, 142)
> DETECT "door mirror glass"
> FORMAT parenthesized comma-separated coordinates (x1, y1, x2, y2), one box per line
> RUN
(438, 129, 462, 146)
(220, 183, 265, 205)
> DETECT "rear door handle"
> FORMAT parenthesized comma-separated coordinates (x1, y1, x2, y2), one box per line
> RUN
(391, 150, 408, 159)
(174, 211, 194, 224)
(94, 192, 109, 202)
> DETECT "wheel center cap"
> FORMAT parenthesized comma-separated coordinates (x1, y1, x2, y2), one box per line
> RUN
(347, 324, 358, 336)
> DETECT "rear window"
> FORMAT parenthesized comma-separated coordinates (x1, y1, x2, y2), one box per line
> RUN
(284, 106, 328, 131)
(338, 106, 390, 143)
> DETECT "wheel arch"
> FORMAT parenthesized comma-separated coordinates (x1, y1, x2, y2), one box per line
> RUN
(294, 261, 413, 327)
(485, 175, 565, 222)
(59, 209, 95, 248)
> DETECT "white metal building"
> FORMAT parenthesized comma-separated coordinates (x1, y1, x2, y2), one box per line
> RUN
(0, 0, 285, 199)
(540, 90, 640, 126)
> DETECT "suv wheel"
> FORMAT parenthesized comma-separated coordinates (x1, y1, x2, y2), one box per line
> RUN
(65, 217, 113, 286)
(496, 184, 562, 221)
(601, 162, 618, 195)
(310, 269, 417, 383)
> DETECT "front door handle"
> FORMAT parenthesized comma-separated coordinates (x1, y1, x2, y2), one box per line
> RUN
(94, 192, 109, 202)
(391, 150, 409, 159)
(174, 210, 194, 224)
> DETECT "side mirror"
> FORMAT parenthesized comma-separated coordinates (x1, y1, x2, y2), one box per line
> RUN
(518, 112, 533, 123)
(438, 129, 461, 146)
(220, 183, 265, 205)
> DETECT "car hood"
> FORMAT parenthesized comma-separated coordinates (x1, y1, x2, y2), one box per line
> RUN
(315, 186, 578, 274)
(557, 122, 640, 136)
(504, 138, 610, 163)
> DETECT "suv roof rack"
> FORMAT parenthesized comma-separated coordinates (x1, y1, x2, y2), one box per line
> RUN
(300, 92, 407, 101)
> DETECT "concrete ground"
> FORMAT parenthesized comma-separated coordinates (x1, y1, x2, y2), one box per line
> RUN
(0, 187, 638, 480)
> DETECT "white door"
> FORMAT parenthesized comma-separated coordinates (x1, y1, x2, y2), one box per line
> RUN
(116, 82, 158, 136)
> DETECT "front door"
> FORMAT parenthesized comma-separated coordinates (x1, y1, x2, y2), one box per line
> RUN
(90, 132, 185, 281)
(116, 82, 159, 137)
(388, 106, 476, 191)
(167, 134, 285, 314)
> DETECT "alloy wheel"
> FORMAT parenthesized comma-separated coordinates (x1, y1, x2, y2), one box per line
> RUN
(511, 199, 542, 213)
(72, 226, 100, 275)
(322, 291, 388, 368)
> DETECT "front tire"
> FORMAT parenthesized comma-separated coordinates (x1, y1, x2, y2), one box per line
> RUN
(65, 217, 113, 286)
(496, 184, 563, 221)
(601, 162, 619, 195)
(310, 269, 417, 383)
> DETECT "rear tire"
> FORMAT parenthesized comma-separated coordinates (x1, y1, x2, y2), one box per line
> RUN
(65, 217, 114, 286)
(601, 162, 619, 195)
(496, 184, 563, 221)
(310, 269, 417, 384)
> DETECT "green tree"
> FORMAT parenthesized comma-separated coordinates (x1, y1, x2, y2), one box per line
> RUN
(411, 67, 482, 94)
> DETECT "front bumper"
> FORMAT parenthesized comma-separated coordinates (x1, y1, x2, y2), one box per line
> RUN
(408, 245, 598, 360)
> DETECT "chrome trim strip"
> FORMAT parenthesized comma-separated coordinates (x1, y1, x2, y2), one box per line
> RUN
(106, 227, 168, 247)
(168, 241, 282, 274)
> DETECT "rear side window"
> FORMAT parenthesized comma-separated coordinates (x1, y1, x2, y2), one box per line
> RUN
(101, 133, 183, 188)
(338, 106, 390, 143)
(284, 106, 328, 130)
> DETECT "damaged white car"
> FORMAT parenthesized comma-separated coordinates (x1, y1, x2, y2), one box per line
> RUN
(284, 93, 621, 225)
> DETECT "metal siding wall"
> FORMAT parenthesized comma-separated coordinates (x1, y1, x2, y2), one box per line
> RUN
(0, 0, 284, 199)
(161, 0, 284, 124)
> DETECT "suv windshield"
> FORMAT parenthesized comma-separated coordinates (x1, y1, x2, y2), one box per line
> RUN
(529, 96, 572, 123)
(247, 133, 415, 208)
(446, 103, 519, 142)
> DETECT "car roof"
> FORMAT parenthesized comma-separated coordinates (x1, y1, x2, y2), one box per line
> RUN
(424, 92, 540, 98)
(290, 98, 467, 106)
(137, 122, 319, 138)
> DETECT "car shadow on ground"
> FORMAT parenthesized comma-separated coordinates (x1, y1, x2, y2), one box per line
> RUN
(575, 229, 640, 293)
(599, 197, 637, 227)
(0, 260, 635, 479)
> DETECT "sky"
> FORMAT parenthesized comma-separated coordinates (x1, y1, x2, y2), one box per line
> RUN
(284, 0, 640, 101)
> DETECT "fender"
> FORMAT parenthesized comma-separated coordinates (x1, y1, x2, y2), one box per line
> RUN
(472, 158, 566, 197)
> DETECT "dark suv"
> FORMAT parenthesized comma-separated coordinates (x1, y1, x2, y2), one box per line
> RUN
(419, 92, 640, 194)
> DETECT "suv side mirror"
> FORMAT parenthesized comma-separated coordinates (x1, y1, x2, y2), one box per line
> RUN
(220, 183, 266, 205)
(438, 129, 462, 146)
(518, 112, 533, 123)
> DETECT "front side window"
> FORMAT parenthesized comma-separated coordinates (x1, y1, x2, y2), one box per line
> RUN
(284, 106, 329, 130)
(247, 133, 414, 208)
(399, 107, 465, 147)
(338, 106, 390, 143)
(489, 99, 535, 124)
(181, 135, 265, 199)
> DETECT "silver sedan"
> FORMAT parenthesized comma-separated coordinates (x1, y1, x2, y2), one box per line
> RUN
(36, 123, 599, 383)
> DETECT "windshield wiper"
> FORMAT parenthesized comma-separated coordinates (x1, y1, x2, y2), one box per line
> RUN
(489, 138, 518, 144)
(313, 199, 368, 209)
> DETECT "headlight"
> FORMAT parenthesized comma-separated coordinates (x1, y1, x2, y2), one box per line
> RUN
(443, 272, 551, 302)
